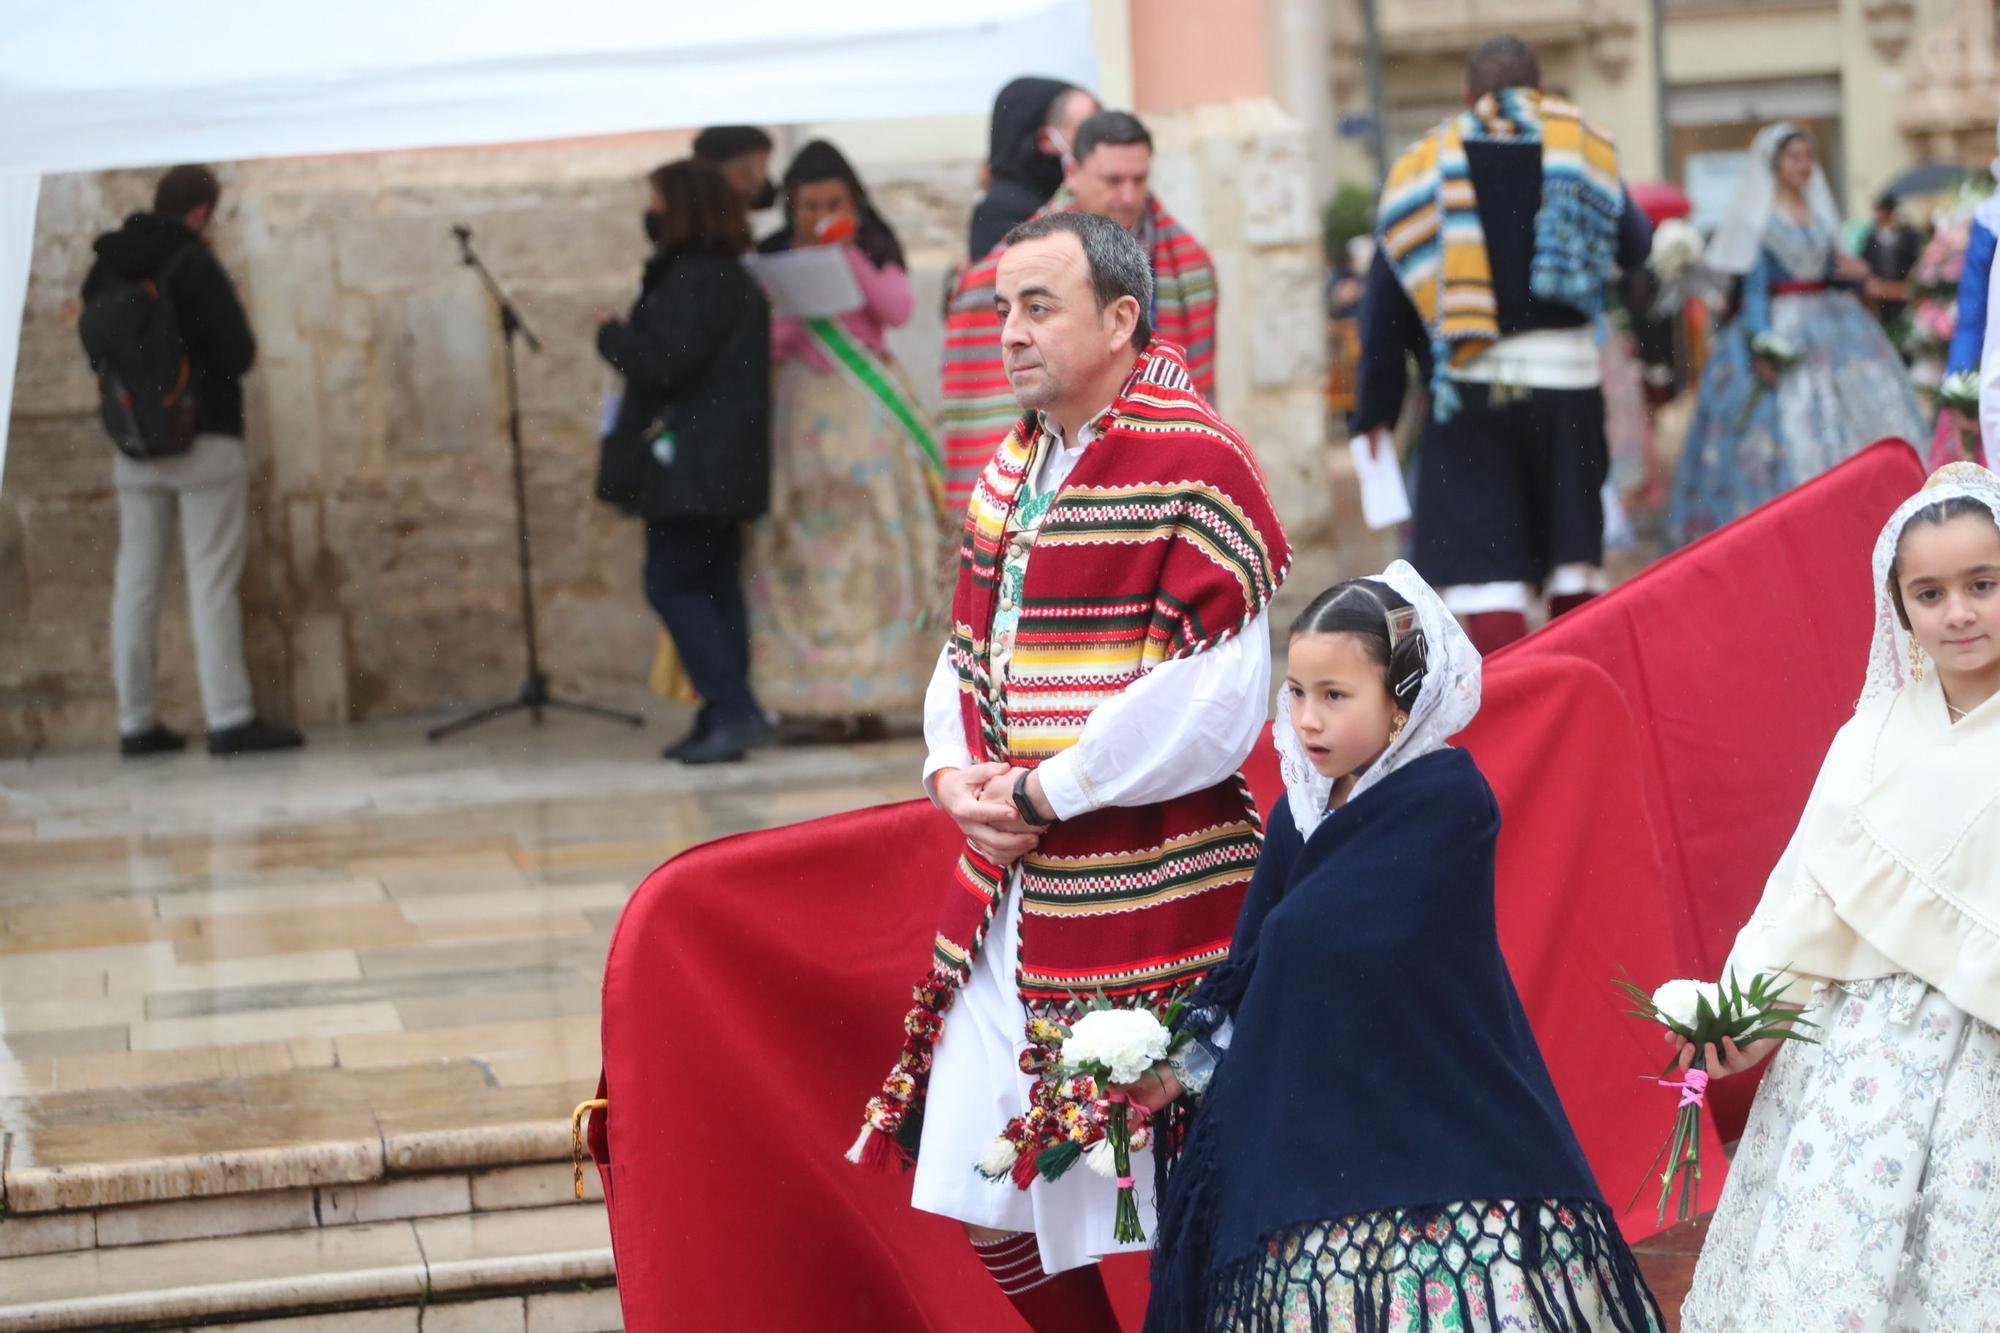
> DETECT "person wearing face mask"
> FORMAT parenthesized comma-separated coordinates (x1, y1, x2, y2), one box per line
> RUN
(595, 158, 773, 764)
(967, 78, 1099, 264)
(743, 141, 951, 739)
(691, 125, 778, 213)
(1667, 124, 1924, 547)
(940, 109, 1218, 504)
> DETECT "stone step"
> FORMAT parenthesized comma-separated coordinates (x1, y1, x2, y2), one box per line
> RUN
(1, 1155, 600, 1263)
(0, 1202, 616, 1332)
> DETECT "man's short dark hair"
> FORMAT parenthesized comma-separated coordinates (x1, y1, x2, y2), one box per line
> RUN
(154, 165, 221, 220)
(1002, 212, 1154, 349)
(1465, 35, 1541, 99)
(1875, 192, 1899, 214)
(692, 126, 774, 165)
(1073, 110, 1153, 164)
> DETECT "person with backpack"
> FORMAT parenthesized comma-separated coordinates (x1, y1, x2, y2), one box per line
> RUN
(80, 164, 303, 758)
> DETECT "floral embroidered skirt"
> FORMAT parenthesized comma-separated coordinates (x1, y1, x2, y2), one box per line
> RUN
(1682, 974, 2000, 1331)
(746, 360, 952, 718)
(1212, 1199, 1662, 1332)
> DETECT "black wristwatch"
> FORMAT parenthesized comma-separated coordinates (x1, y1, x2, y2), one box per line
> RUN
(1013, 771, 1055, 827)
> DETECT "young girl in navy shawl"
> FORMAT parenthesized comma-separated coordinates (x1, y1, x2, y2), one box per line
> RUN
(1131, 562, 1662, 1333)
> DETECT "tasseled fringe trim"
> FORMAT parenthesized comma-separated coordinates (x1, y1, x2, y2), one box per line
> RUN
(845, 1123, 905, 1170)
(1153, 1196, 1661, 1333)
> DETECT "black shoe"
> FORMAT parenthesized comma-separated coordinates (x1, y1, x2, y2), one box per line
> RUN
(662, 707, 715, 761)
(677, 712, 773, 765)
(207, 718, 306, 757)
(120, 724, 187, 758)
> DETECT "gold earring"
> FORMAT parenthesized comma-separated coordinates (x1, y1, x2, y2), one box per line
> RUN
(1389, 714, 1408, 741)
(1909, 638, 1926, 683)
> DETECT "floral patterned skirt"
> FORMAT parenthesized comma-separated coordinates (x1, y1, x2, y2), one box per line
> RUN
(746, 360, 952, 717)
(1212, 1199, 1662, 1333)
(1682, 975, 2000, 1332)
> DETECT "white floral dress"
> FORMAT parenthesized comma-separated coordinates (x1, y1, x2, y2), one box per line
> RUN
(1682, 974, 2000, 1331)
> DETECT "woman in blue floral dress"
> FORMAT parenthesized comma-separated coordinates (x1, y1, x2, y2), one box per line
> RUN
(1668, 125, 1923, 546)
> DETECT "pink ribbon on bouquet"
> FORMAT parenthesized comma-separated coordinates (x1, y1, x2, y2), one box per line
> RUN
(1655, 1067, 1709, 1109)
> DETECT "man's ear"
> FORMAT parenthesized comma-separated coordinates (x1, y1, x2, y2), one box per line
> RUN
(1108, 294, 1141, 350)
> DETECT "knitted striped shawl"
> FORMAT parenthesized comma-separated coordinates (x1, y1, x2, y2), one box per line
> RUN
(940, 194, 1218, 505)
(848, 341, 1289, 1168)
(1378, 87, 1621, 418)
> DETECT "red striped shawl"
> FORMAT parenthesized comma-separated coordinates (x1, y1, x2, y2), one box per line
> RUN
(848, 341, 1288, 1168)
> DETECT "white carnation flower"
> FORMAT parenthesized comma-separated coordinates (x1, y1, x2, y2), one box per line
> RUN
(1648, 219, 1703, 281)
(1062, 1008, 1170, 1085)
(1651, 978, 1722, 1030)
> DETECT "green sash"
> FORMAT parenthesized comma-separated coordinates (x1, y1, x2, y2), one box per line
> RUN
(803, 317, 942, 477)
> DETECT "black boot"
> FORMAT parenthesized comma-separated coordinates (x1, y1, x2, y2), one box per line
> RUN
(120, 724, 187, 758)
(676, 712, 774, 765)
(662, 706, 715, 761)
(207, 718, 306, 757)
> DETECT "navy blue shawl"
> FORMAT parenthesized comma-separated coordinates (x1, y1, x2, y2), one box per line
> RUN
(1146, 749, 1652, 1331)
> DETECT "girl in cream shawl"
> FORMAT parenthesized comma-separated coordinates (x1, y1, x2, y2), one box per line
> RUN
(1678, 462, 2000, 1330)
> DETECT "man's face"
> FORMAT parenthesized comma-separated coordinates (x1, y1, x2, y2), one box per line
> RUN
(994, 233, 1129, 414)
(722, 150, 774, 208)
(1066, 143, 1150, 232)
(1039, 90, 1101, 166)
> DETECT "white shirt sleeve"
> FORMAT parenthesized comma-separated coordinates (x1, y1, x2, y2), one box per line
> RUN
(1982, 257, 2000, 470)
(921, 644, 973, 804)
(1034, 609, 1273, 821)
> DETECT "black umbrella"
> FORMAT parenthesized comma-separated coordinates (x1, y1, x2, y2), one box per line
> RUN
(1880, 162, 1976, 199)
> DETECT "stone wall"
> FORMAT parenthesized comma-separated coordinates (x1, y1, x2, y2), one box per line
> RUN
(1, 110, 1386, 755)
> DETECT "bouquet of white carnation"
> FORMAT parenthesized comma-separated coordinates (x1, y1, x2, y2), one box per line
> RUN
(1058, 1001, 1176, 1242)
(1617, 970, 1817, 1226)
(1648, 218, 1704, 283)
(1936, 369, 1981, 415)
(1735, 332, 1803, 432)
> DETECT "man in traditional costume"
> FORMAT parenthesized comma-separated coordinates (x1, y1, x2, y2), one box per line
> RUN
(942, 109, 1219, 504)
(1351, 35, 1653, 654)
(847, 212, 1289, 1331)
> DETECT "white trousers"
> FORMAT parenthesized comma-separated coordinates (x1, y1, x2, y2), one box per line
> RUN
(909, 874, 1157, 1277)
(111, 434, 256, 734)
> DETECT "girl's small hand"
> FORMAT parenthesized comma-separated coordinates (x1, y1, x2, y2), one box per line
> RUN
(1106, 1063, 1182, 1113)
(1664, 1028, 1779, 1078)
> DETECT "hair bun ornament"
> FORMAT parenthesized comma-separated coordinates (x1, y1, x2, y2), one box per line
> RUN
(1926, 461, 2000, 493)
(1385, 604, 1419, 650)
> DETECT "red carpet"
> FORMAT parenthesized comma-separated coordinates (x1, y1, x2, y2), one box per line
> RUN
(590, 441, 1923, 1330)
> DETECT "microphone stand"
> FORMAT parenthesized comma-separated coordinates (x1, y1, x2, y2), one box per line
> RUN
(429, 226, 645, 742)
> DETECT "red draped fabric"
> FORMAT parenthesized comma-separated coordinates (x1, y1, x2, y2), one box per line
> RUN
(1492, 441, 1924, 1136)
(591, 440, 1922, 1330)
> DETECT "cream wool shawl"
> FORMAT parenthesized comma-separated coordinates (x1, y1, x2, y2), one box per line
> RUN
(1727, 673, 2000, 1025)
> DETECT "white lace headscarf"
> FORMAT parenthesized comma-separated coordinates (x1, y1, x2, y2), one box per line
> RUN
(1706, 122, 1844, 277)
(1860, 462, 2000, 707)
(1274, 560, 1484, 840)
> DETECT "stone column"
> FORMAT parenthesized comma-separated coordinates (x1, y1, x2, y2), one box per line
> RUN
(1131, 0, 1395, 626)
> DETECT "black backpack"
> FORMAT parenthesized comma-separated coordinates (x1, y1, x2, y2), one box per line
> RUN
(78, 247, 200, 460)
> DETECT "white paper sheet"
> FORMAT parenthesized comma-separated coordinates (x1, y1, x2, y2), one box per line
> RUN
(741, 247, 864, 320)
(1348, 434, 1412, 530)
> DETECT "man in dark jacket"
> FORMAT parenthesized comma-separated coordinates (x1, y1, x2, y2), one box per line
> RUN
(966, 77, 1099, 261)
(82, 165, 303, 758)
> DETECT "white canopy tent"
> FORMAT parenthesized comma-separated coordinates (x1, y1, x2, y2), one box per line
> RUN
(0, 0, 1097, 485)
